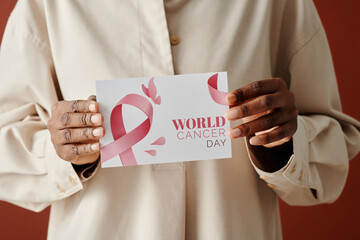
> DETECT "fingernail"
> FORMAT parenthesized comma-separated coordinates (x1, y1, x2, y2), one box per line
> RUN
(250, 137, 261, 145)
(91, 114, 102, 124)
(89, 103, 96, 112)
(226, 108, 238, 120)
(227, 93, 237, 105)
(229, 128, 241, 138)
(93, 128, 103, 137)
(91, 143, 99, 151)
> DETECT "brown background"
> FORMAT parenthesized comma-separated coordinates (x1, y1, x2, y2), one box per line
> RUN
(0, 1, 359, 239)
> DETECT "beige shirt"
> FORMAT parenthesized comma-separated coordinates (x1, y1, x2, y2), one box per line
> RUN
(1, 0, 359, 239)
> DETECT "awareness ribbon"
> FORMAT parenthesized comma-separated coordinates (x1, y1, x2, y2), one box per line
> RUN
(100, 94, 153, 166)
(207, 73, 228, 106)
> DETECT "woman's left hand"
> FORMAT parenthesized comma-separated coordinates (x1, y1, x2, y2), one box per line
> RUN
(225, 78, 298, 148)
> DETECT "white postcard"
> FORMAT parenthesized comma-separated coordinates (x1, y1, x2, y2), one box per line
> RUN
(96, 72, 232, 168)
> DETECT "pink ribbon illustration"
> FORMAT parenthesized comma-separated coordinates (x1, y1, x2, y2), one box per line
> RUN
(208, 73, 228, 106)
(100, 94, 153, 166)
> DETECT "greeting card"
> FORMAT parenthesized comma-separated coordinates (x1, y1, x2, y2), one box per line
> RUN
(96, 72, 232, 168)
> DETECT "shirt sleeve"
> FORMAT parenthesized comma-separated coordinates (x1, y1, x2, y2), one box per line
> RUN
(0, 1, 86, 212)
(248, 22, 360, 205)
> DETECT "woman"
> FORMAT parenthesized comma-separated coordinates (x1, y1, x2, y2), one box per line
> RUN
(0, 0, 359, 239)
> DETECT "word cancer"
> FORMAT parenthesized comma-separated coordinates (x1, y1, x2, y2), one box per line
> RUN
(177, 128, 226, 140)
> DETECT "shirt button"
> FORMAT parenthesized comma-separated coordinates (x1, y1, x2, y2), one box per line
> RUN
(290, 163, 297, 174)
(298, 170, 303, 181)
(69, 176, 77, 185)
(170, 34, 180, 46)
(267, 183, 276, 189)
(57, 184, 65, 193)
(260, 175, 269, 181)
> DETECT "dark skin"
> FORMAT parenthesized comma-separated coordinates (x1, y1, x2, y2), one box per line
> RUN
(48, 78, 298, 173)
(47, 96, 105, 165)
(226, 77, 298, 172)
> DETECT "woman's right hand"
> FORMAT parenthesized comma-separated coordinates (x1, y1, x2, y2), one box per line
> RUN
(47, 96, 105, 165)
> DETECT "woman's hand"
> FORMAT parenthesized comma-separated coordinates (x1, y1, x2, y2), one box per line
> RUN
(47, 96, 105, 165)
(226, 78, 298, 148)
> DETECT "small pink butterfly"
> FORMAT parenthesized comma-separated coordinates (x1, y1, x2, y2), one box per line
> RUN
(142, 77, 161, 105)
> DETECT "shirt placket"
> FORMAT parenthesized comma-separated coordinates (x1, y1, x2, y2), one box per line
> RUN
(137, 0, 184, 171)
(137, 0, 174, 77)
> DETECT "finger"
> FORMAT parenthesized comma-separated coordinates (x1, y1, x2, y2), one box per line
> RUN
(59, 142, 100, 161)
(51, 100, 98, 114)
(248, 120, 298, 146)
(88, 95, 97, 101)
(228, 109, 295, 138)
(226, 78, 286, 105)
(242, 111, 269, 124)
(56, 112, 103, 129)
(57, 127, 105, 144)
(72, 152, 100, 165)
(263, 138, 290, 148)
(226, 92, 287, 120)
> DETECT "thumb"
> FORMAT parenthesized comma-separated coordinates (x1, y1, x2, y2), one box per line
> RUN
(88, 95, 97, 101)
